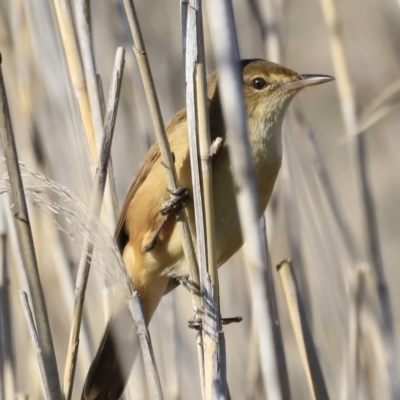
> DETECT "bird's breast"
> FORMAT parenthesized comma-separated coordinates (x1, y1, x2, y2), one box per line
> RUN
(210, 130, 282, 266)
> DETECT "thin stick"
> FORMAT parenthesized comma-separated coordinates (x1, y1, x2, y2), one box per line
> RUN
(121, 0, 203, 351)
(128, 290, 163, 400)
(19, 291, 52, 400)
(0, 53, 62, 400)
(261, 217, 291, 400)
(247, 3, 291, 396)
(205, 2, 282, 399)
(319, 0, 400, 397)
(63, 48, 125, 400)
(277, 260, 330, 400)
(0, 205, 15, 400)
(346, 265, 366, 400)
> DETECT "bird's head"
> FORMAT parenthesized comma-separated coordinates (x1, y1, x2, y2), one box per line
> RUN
(241, 59, 334, 132)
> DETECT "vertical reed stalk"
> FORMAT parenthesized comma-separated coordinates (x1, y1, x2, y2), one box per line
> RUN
(183, 0, 226, 397)
(205, 1, 283, 399)
(51, 0, 97, 161)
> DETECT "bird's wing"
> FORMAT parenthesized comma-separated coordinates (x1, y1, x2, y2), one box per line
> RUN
(114, 108, 187, 252)
(114, 141, 161, 251)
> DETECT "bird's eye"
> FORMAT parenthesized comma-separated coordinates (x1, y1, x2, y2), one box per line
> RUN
(251, 77, 268, 90)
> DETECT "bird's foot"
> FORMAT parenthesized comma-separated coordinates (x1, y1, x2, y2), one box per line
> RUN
(142, 187, 190, 252)
(188, 316, 242, 330)
(161, 186, 190, 215)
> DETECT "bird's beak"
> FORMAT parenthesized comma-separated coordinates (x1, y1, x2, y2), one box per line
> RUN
(284, 74, 334, 91)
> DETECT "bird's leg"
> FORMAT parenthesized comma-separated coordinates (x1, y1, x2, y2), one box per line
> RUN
(142, 187, 190, 252)
(187, 316, 242, 330)
(179, 276, 242, 329)
(141, 215, 168, 252)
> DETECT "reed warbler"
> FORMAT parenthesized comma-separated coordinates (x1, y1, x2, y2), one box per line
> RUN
(81, 59, 333, 399)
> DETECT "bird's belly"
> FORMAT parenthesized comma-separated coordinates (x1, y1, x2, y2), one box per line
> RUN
(164, 145, 281, 280)
(211, 148, 281, 266)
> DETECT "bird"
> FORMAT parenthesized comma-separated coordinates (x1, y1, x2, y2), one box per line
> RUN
(81, 59, 333, 399)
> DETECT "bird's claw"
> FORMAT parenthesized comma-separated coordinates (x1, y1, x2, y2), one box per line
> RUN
(188, 316, 242, 330)
(161, 186, 190, 215)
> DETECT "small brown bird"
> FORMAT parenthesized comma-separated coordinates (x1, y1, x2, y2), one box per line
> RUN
(82, 59, 333, 399)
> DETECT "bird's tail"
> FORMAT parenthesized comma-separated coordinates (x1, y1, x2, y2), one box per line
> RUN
(81, 303, 139, 400)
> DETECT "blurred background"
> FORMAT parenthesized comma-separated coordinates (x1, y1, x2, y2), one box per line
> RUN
(0, 0, 400, 399)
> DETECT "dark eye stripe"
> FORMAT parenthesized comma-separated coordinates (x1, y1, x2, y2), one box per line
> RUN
(251, 77, 268, 90)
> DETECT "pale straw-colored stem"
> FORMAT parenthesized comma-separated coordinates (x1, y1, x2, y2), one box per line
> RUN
(51, 0, 97, 162)
(184, 0, 226, 398)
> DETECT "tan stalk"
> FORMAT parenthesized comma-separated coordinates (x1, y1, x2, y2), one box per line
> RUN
(51, 0, 97, 162)
(121, 0, 204, 383)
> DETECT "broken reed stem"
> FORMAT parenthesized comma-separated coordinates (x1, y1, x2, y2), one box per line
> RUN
(0, 54, 62, 400)
(128, 290, 163, 400)
(319, 0, 400, 398)
(277, 260, 330, 400)
(205, 1, 282, 399)
(184, 1, 226, 398)
(71, 0, 104, 157)
(63, 48, 125, 400)
(121, 0, 204, 374)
